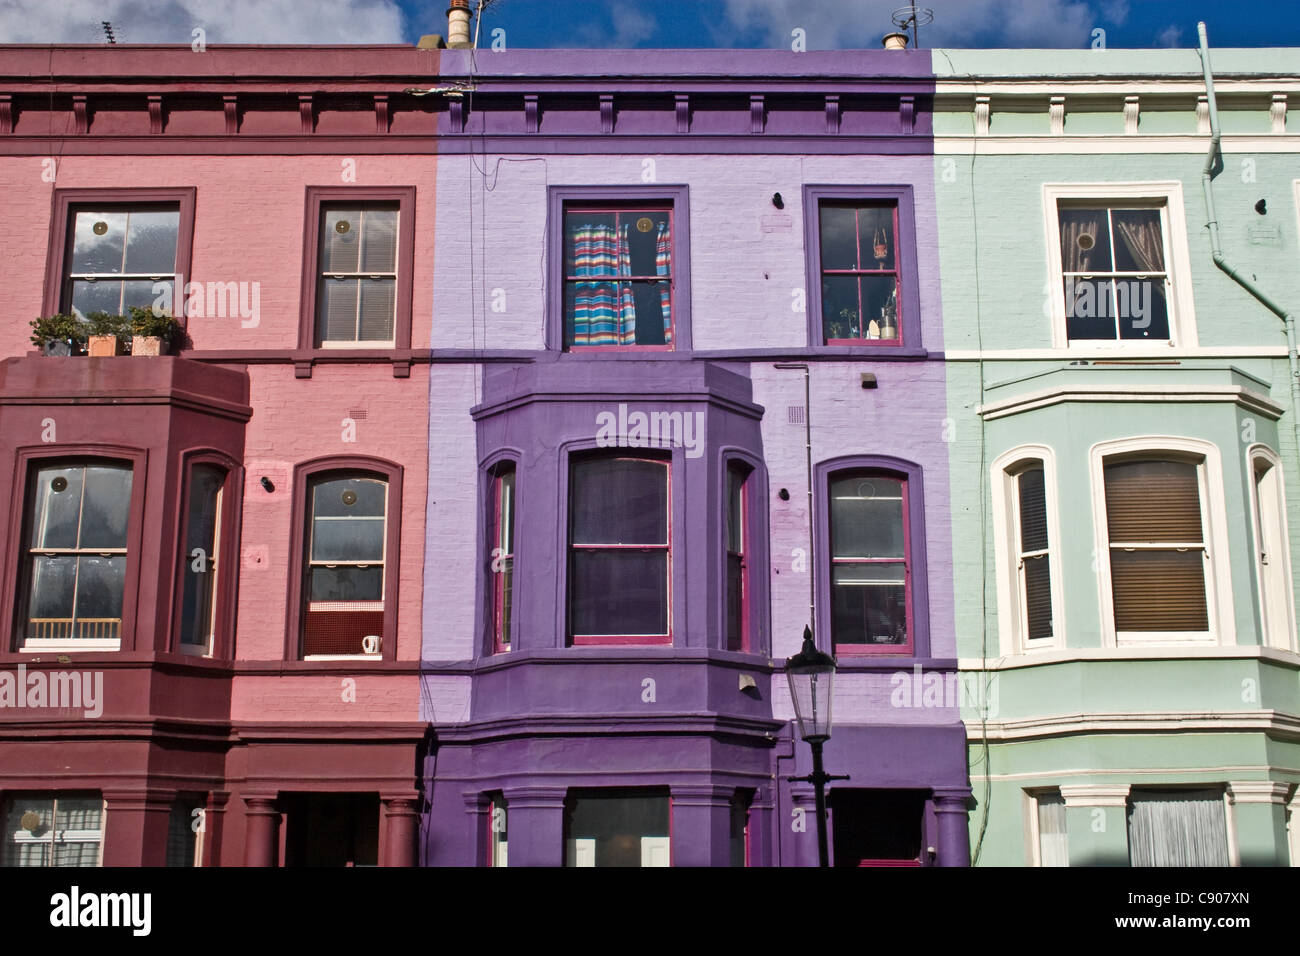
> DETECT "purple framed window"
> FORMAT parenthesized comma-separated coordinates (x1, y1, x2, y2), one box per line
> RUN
(829, 472, 912, 653)
(803, 186, 921, 351)
(819, 202, 901, 345)
(490, 463, 516, 653)
(547, 185, 692, 352)
(563, 204, 674, 349)
(725, 462, 750, 652)
(567, 454, 671, 645)
(815, 456, 930, 659)
(487, 792, 508, 867)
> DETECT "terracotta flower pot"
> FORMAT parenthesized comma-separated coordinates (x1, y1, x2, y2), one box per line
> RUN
(88, 334, 123, 357)
(131, 335, 164, 356)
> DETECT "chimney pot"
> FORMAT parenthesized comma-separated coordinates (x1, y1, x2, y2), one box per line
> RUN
(447, 0, 473, 49)
(882, 32, 909, 50)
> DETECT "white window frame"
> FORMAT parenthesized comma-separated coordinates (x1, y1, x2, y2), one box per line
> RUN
(316, 206, 399, 349)
(4, 795, 105, 867)
(1246, 444, 1297, 652)
(1043, 182, 1198, 351)
(1089, 436, 1232, 647)
(991, 445, 1066, 655)
(1025, 788, 1068, 867)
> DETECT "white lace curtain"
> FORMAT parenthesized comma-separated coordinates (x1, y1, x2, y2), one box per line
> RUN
(1128, 789, 1230, 866)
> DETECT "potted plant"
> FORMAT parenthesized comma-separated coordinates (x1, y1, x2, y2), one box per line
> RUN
(86, 311, 127, 357)
(128, 306, 182, 356)
(30, 313, 84, 356)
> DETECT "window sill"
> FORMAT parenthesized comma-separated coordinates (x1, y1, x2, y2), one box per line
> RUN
(570, 635, 673, 647)
(17, 639, 121, 653)
(302, 654, 384, 662)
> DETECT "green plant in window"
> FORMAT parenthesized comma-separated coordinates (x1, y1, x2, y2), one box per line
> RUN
(30, 313, 85, 353)
(128, 306, 182, 347)
(85, 310, 129, 338)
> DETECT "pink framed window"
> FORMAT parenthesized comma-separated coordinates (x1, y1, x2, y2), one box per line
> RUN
(301, 473, 388, 658)
(725, 462, 750, 652)
(17, 460, 133, 648)
(177, 463, 226, 656)
(568, 454, 671, 645)
(563, 204, 674, 350)
(490, 464, 516, 653)
(60, 205, 182, 319)
(829, 471, 912, 654)
(315, 204, 399, 346)
(818, 201, 901, 346)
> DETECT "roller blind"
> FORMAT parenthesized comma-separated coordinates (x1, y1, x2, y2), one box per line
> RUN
(1104, 459, 1208, 631)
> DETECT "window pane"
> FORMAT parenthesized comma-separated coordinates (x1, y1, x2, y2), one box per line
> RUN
(322, 209, 361, 273)
(1111, 209, 1165, 272)
(822, 274, 861, 340)
(565, 791, 670, 868)
(1037, 792, 1068, 866)
(29, 466, 85, 550)
(26, 555, 76, 623)
(79, 464, 132, 549)
(1017, 467, 1048, 553)
(70, 279, 123, 319)
(179, 465, 223, 648)
(570, 549, 668, 636)
(309, 565, 384, 602)
(360, 209, 398, 272)
(73, 555, 126, 623)
(122, 210, 180, 275)
(726, 468, 744, 554)
(565, 213, 618, 277)
(1064, 277, 1118, 340)
(1116, 278, 1169, 341)
(121, 279, 161, 314)
(313, 477, 386, 518)
(819, 205, 859, 271)
(857, 205, 896, 272)
(1058, 207, 1112, 272)
(726, 553, 743, 652)
(571, 458, 667, 544)
(628, 280, 669, 346)
(860, 275, 900, 339)
(358, 278, 396, 341)
(1110, 549, 1208, 631)
(320, 278, 359, 341)
(55, 797, 103, 831)
(831, 562, 907, 645)
(1024, 554, 1053, 640)
(830, 475, 904, 559)
(1104, 460, 1202, 542)
(70, 211, 127, 274)
(311, 517, 385, 562)
(498, 469, 515, 551)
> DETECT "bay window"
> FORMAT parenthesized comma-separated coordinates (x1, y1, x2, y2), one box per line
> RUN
(567, 454, 671, 645)
(564, 789, 670, 868)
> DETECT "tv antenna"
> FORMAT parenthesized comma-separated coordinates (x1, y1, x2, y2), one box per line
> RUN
(891, 2, 934, 49)
(101, 21, 117, 44)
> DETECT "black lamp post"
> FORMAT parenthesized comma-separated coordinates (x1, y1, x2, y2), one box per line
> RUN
(785, 625, 849, 867)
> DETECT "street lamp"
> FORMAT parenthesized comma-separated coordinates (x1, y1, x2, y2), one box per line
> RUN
(785, 625, 848, 867)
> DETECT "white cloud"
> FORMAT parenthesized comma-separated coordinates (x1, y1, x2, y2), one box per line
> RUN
(1155, 24, 1183, 48)
(717, 0, 1108, 49)
(0, 0, 407, 44)
(574, 0, 658, 48)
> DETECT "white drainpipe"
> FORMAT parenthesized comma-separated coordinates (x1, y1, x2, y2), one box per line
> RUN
(1198, 21, 1300, 454)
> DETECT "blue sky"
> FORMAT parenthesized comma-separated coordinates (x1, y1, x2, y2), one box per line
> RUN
(2, 0, 1299, 48)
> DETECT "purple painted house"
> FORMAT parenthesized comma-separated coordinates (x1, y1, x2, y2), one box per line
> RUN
(418, 43, 970, 866)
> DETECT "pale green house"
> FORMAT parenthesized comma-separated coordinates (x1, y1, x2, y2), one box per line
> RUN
(934, 45, 1300, 865)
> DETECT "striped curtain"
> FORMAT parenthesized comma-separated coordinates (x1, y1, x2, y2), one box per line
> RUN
(571, 223, 636, 346)
(1128, 789, 1230, 866)
(656, 220, 672, 343)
